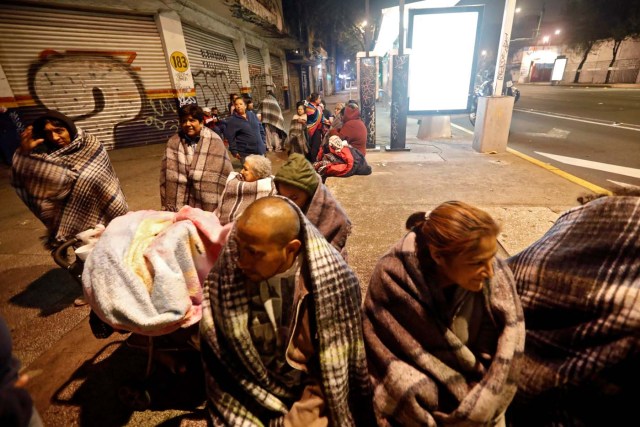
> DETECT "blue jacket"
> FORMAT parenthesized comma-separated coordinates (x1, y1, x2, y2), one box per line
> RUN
(223, 110, 266, 156)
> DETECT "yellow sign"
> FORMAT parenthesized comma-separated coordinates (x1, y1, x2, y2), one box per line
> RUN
(170, 51, 189, 72)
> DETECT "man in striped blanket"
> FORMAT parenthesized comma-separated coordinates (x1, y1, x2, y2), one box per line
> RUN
(160, 104, 233, 212)
(200, 196, 373, 426)
(259, 90, 287, 152)
(507, 192, 640, 426)
(11, 110, 128, 249)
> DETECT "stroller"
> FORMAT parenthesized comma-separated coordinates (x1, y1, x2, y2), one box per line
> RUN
(52, 207, 230, 410)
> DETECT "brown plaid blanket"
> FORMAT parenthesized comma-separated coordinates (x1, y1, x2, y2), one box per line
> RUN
(11, 129, 128, 246)
(363, 232, 525, 426)
(200, 197, 372, 426)
(305, 179, 352, 256)
(160, 127, 232, 212)
(215, 172, 277, 225)
(507, 195, 640, 425)
(259, 95, 287, 135)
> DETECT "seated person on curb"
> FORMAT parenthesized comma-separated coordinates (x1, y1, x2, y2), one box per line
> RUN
(363, 201, 525, 426)
(507, 189, 640, 427)
(274, 153, 351, 256)
(215, 154, 277, 225)
(314, 135, 372, 182)
(332, 102, 367, 157)
(11, 110, 128, 250)
(200, 196, 373, 426)
(160, 104, 233, 213)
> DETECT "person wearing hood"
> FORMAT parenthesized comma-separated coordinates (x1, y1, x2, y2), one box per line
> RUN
(11, 110, 128, 249)
(258, 90, 287, 152)
(161, 104, 233, 212)
(335, 103, 367, 156)
(274, 153, 351, 256)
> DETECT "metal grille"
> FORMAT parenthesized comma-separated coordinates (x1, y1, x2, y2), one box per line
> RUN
(183, 25, 243, 114)
(0, 4, 176, 149)
(246, 45, 267, 102)
(269, 54, 285, 108)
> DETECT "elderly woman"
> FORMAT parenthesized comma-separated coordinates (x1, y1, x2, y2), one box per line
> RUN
(363, 201, 525, 426)
(215, 154, 276, 225)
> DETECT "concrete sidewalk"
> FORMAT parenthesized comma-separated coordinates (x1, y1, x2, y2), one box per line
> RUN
(1, 91, 593, 426)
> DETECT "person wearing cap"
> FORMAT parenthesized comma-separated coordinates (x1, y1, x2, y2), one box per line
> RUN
(200, 196, 374, 426)
(274, 153, 351, 255)
(11, 110, 128, 249)
(161, 104, 233, 212)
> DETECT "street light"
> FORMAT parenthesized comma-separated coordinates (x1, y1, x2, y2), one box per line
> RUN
(542, 35, 550, 44)
(554, 29, 561, 35)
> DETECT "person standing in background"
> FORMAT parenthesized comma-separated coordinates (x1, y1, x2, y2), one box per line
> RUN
(224, 97, 266, 163)
(259, 90, 287, 153)
(305, 93, 323, 162)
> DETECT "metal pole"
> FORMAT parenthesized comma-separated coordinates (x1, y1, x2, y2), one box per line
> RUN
(492, 0, 517, 97)
(386, 0, 410, 151)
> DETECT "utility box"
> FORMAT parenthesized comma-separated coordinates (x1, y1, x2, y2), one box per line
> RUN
(472, 96, 515, 153)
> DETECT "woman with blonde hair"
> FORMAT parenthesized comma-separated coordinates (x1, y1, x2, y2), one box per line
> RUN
(363, 201, 525, 426)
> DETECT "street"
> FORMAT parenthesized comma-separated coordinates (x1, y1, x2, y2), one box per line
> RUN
(452, 84, 640, 191)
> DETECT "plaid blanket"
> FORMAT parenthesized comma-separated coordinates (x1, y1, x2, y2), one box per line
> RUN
(215, 172, 277, 225)
(160, 127, 232, 212)
(507, 195, 640, 425)
(363, 232, 525, 426)
(11, 129, 128, 247)
(200, 197, 372, 426)
(259, 95, 287, 135)
(285, 116, 308, 156)
(305, 179, 351, 256)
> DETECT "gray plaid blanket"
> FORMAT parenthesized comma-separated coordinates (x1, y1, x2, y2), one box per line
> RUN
(305, 179, 352, 256)
(11, 129, 128, 246)
(160, 126, 232, 212)
(507, 195, 640, 425)
(363, 232, 525, 426)
(259, 95, 286, 134)
(200, 197, 372, 426)
(215, 172, 277, 225)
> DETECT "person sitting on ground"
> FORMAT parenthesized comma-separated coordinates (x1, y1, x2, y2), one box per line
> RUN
(161, 104, 233, 212)
(363, 201, 525, 426)
(314, 135, 372, 182)
(259, 90, 287, 152)
(506, 189, 640, 426)
(215, 154, 276, 225)
(200, 196, 373, 426)
(274, 153, 351, 256)
(286, 101, 308, 156)
(11, 110, 128, 249)
(332, 102, 368, 156)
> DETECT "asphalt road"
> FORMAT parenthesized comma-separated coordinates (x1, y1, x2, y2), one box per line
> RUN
(452, 84, 640, 191)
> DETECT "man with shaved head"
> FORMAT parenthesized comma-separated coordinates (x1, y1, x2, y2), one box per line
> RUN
(200, 196, 373, 426)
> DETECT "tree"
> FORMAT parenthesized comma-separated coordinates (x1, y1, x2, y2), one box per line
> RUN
(598, 0, 640, 83)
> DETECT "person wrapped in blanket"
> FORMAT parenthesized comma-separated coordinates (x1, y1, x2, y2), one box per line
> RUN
(200, 196, 374, 426)
(506, 189, 640, 426)
(286, 101, 309, 156)
(11, 110, 128, 249)
(363, 201, 525, 426)
(161, 104, 233, 213)
(215, 154, 277, 226)
(313, 135, 371, 182)
(274, 153, 351, 257)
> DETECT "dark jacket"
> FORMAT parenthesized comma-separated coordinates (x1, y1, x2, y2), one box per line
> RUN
(224, 110, 266, 156)
(338, 106, 367, 156)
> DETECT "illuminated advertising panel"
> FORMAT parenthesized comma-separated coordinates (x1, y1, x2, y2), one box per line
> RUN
(551, 56, 567, 81)
(407, 6, 483, 115)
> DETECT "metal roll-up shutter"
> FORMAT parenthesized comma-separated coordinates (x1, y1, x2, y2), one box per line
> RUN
(246, 45, 266, 102)
(0, 4, 176, 150)
(269, 53, 285, 108)
(183, 25, 242, 115)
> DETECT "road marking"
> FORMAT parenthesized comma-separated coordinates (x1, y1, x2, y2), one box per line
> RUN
(450, 123, 613, 195)
(514, 108, 640, 132)
(523, 127, 570, 139)
(536, 152, 640, 179)
(607, 179, 640, 189)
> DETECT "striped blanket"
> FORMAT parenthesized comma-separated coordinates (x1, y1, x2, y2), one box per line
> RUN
(215, 172, 277, 225)
(11, 129, 128, 247)
(200, 197, 372, 426)
(507, 195, 640, 425)
(305, 179, 352, 256)
(363, 232, 525, 426)
(160, 126, 232, 212)
(83, 206, 231, 336)
(259, 95, 287, 135)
